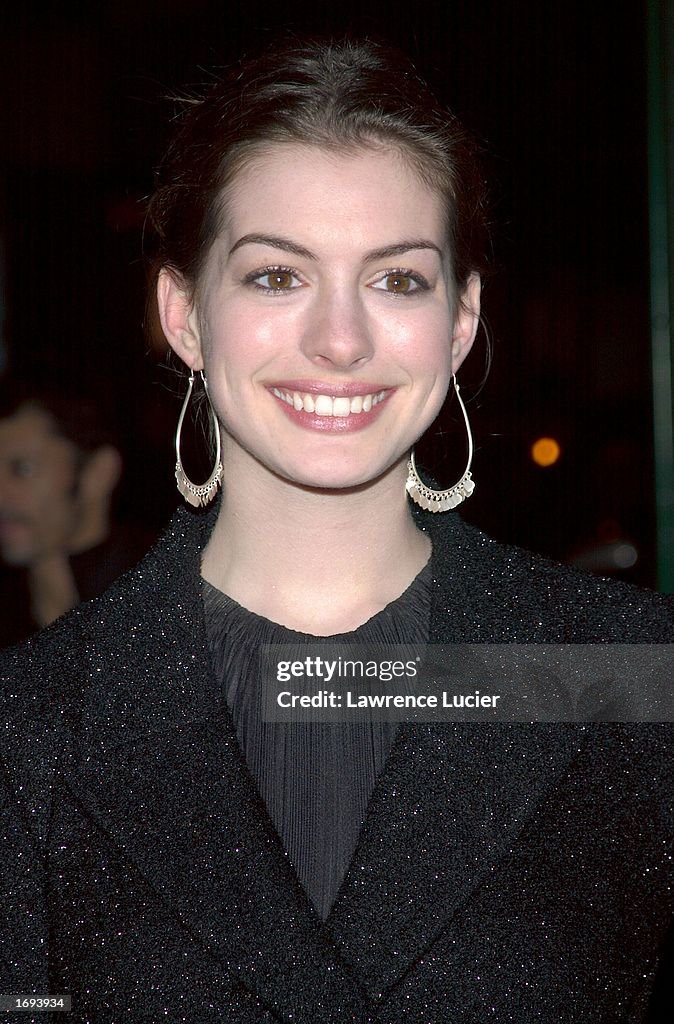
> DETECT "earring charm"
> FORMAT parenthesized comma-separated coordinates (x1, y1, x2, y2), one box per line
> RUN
(406, 373, 475, 512)
(175, 370, 223, 507)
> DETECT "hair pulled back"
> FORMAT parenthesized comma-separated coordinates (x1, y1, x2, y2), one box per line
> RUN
(147, 38, 488, 298)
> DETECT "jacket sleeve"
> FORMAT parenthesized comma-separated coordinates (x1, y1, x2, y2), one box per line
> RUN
(0, 767, 49, 994)
(0, 647, 57, 997)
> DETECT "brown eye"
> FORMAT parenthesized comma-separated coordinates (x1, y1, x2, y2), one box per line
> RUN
(11, 458, 36, 479)
(385, 273, 412, 293)
(267, 270, 293, 289)
(371, 270, 428, 295)
(247, 267, 301, 292)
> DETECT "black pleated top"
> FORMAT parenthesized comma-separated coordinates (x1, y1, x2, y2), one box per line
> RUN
(203, 560, 432, 919)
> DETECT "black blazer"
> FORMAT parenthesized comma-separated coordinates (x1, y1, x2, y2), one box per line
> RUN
(1, 507, 672, 1022)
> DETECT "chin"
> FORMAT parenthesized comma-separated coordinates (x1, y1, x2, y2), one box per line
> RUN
(280, 459, 403, 494)
(0, 547, 33, 567)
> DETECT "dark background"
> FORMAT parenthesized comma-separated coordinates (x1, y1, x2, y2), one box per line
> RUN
(0, 1, 663, 584)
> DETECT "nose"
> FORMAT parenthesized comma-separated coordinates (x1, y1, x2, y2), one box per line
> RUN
(300, 288, 374, 370)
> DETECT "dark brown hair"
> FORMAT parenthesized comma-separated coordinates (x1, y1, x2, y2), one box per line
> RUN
(147, 38, 488, 299)
(0, 382, 119, 455)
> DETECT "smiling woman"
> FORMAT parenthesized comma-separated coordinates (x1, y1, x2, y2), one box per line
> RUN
(1, 37, 672, 1024)
(157, 142, 478, 622)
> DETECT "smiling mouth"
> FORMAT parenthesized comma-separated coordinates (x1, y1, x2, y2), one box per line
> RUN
(270, 387, 389, 417)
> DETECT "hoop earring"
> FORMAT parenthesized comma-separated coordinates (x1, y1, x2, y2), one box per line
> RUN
(406, 373, 475, 512)
(175, 370, 223, 507)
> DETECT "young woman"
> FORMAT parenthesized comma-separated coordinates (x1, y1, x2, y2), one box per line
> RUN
(1, 38, 672, 1023)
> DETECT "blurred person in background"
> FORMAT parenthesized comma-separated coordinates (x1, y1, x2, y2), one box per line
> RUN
(0, 383, 150, 646)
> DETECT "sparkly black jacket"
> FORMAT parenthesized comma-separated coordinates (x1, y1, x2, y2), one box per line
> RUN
(1, 506, 672, 1023)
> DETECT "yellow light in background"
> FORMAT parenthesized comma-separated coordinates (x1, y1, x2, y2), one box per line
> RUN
(531, 437, 561, 467)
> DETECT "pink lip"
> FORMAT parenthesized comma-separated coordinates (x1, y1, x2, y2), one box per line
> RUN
(267, 380, 393, 398)
(269, 388, 393, 433)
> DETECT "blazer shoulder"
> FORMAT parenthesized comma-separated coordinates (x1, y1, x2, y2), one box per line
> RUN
(0, 503, 210, 679)
(497, 532, 673, 637)
(1, 504, 218, 776)
(421, 511, 674, 641)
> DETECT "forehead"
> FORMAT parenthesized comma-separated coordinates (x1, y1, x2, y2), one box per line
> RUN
(219, 143, 447, 250)
(0, 407, 75, 463)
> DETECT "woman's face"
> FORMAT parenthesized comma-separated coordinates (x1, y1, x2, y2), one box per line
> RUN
(160, 143, 479, 494)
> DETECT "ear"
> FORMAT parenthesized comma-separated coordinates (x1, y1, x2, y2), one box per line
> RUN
(156, 268, 204, 371)
(77, 446, 122, 506)
(451, 273, 481, 372)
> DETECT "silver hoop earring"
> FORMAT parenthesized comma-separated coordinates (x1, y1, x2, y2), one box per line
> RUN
(406, 373, 475, 512)
(175, 370, 223, 507)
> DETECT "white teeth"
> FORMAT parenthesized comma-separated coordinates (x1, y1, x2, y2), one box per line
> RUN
(314, 395, 334, 416)
(274, 387, 293, 406)
(272, 388, 388, 416)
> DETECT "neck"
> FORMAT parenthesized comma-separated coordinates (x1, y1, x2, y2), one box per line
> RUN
(28, 553, 79, 627)
(69, 506, 110, 555)
(201, 458, 430, 635)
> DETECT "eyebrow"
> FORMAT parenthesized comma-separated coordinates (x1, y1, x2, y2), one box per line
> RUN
(227, 233, 444, 263)
(228, 234, 316, 260)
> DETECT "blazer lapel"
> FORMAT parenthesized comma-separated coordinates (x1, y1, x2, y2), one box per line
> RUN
(60, 508, 368, 1022)
(327, 719, 581, 1002)
(70, 711, 366, 1022)
(326, 516, 584, 1002)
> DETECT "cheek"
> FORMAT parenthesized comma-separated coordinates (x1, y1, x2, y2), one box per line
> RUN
(29, 478, 56, 512)
(202, 298, 286, 371)
(393, 313, 453, 381)
(44, 482, 75, 518)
